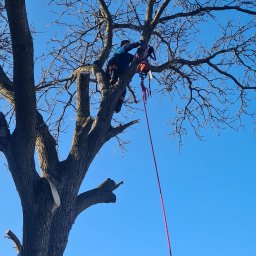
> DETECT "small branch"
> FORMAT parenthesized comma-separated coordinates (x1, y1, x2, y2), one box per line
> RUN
(113, 23, 142, 32)
(75, 178, 124, 216)
(5, 229, 22, 253)
(207, 61, 256, 90)
(151, 61, 173, 73)
(151, 46, 240, 73)
(36, 75, 76, 91)
(127, 84, 139, 103)
(105, 119, 139, 142)
(128, 0, 142, 26)
(159, 5, 256, 23)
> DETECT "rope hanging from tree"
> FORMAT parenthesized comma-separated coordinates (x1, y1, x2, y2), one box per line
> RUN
(138, 62, 173, 256)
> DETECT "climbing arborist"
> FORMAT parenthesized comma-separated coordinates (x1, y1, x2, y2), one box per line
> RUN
(106, 39, 141, 113)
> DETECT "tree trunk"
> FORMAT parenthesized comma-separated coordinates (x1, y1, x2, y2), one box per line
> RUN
(20, 176, 77, 256)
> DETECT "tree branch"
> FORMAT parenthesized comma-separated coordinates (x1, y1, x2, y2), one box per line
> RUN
(151, 46, 240, 72)
(105, 119, 139, 142)
(5, 229, 22, 253)
(128, 0, 142, 26)
(159, 5, 256, 23)
(207, 61, 256, 90)
(145, 0, 155, 23)
(127, 84, 139, 103)
(36, 74, 76, 91)
(96, 0, 113, 67)
(6, 0, 36, 158)
(151, 0, 171, 28)
(113, 23, 142, 32)
(75, 178, 124, 216)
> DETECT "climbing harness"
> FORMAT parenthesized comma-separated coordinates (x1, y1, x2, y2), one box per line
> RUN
(136, 43, 156, 99)
(137, 44, 173, 256)
(138, 61, 152, 101)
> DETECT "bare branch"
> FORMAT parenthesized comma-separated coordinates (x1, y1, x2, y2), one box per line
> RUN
(105, 119, 139, 142)
(5, 229, 22, 253)
(96, 0, 113, 67)
(128, 0, 143, 26)
(151, 0, 171, 28)
(145, 0, 155, 23)
(127, 84, 139, 103)
(159, 5, 256, 23)
(36, 75, 76, 91)
(207, 61, 256, 90)
(113, 23, 142, 31)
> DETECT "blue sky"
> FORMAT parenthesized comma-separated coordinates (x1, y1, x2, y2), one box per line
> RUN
(0, 1, 256, 256)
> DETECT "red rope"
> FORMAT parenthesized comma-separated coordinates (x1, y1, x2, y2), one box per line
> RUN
(141, 80, 172, 256)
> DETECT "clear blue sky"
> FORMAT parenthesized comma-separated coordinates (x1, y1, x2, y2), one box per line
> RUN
(0, 1, 256, 256)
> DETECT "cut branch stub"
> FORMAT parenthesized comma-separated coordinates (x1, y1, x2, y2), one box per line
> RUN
(75, 178, 124, 216)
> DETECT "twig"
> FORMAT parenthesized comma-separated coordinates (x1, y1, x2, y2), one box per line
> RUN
(5, 229, 22, 253)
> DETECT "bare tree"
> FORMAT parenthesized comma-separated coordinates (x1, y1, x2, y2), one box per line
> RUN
(0, 0, 255, 255)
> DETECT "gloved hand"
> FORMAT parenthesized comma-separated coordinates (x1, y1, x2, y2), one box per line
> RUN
(138, 39, 146, 46)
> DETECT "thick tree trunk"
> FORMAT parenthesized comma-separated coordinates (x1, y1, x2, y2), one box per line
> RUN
(22, 213, 51, 256)
(48, 207, 76, 256)
(19, 178, 52, 256)
(19, 176, 77, 256)
(21, 205, 75, 256)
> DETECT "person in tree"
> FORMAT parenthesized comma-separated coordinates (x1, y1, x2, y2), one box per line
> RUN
(106, 40, 141, 113)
